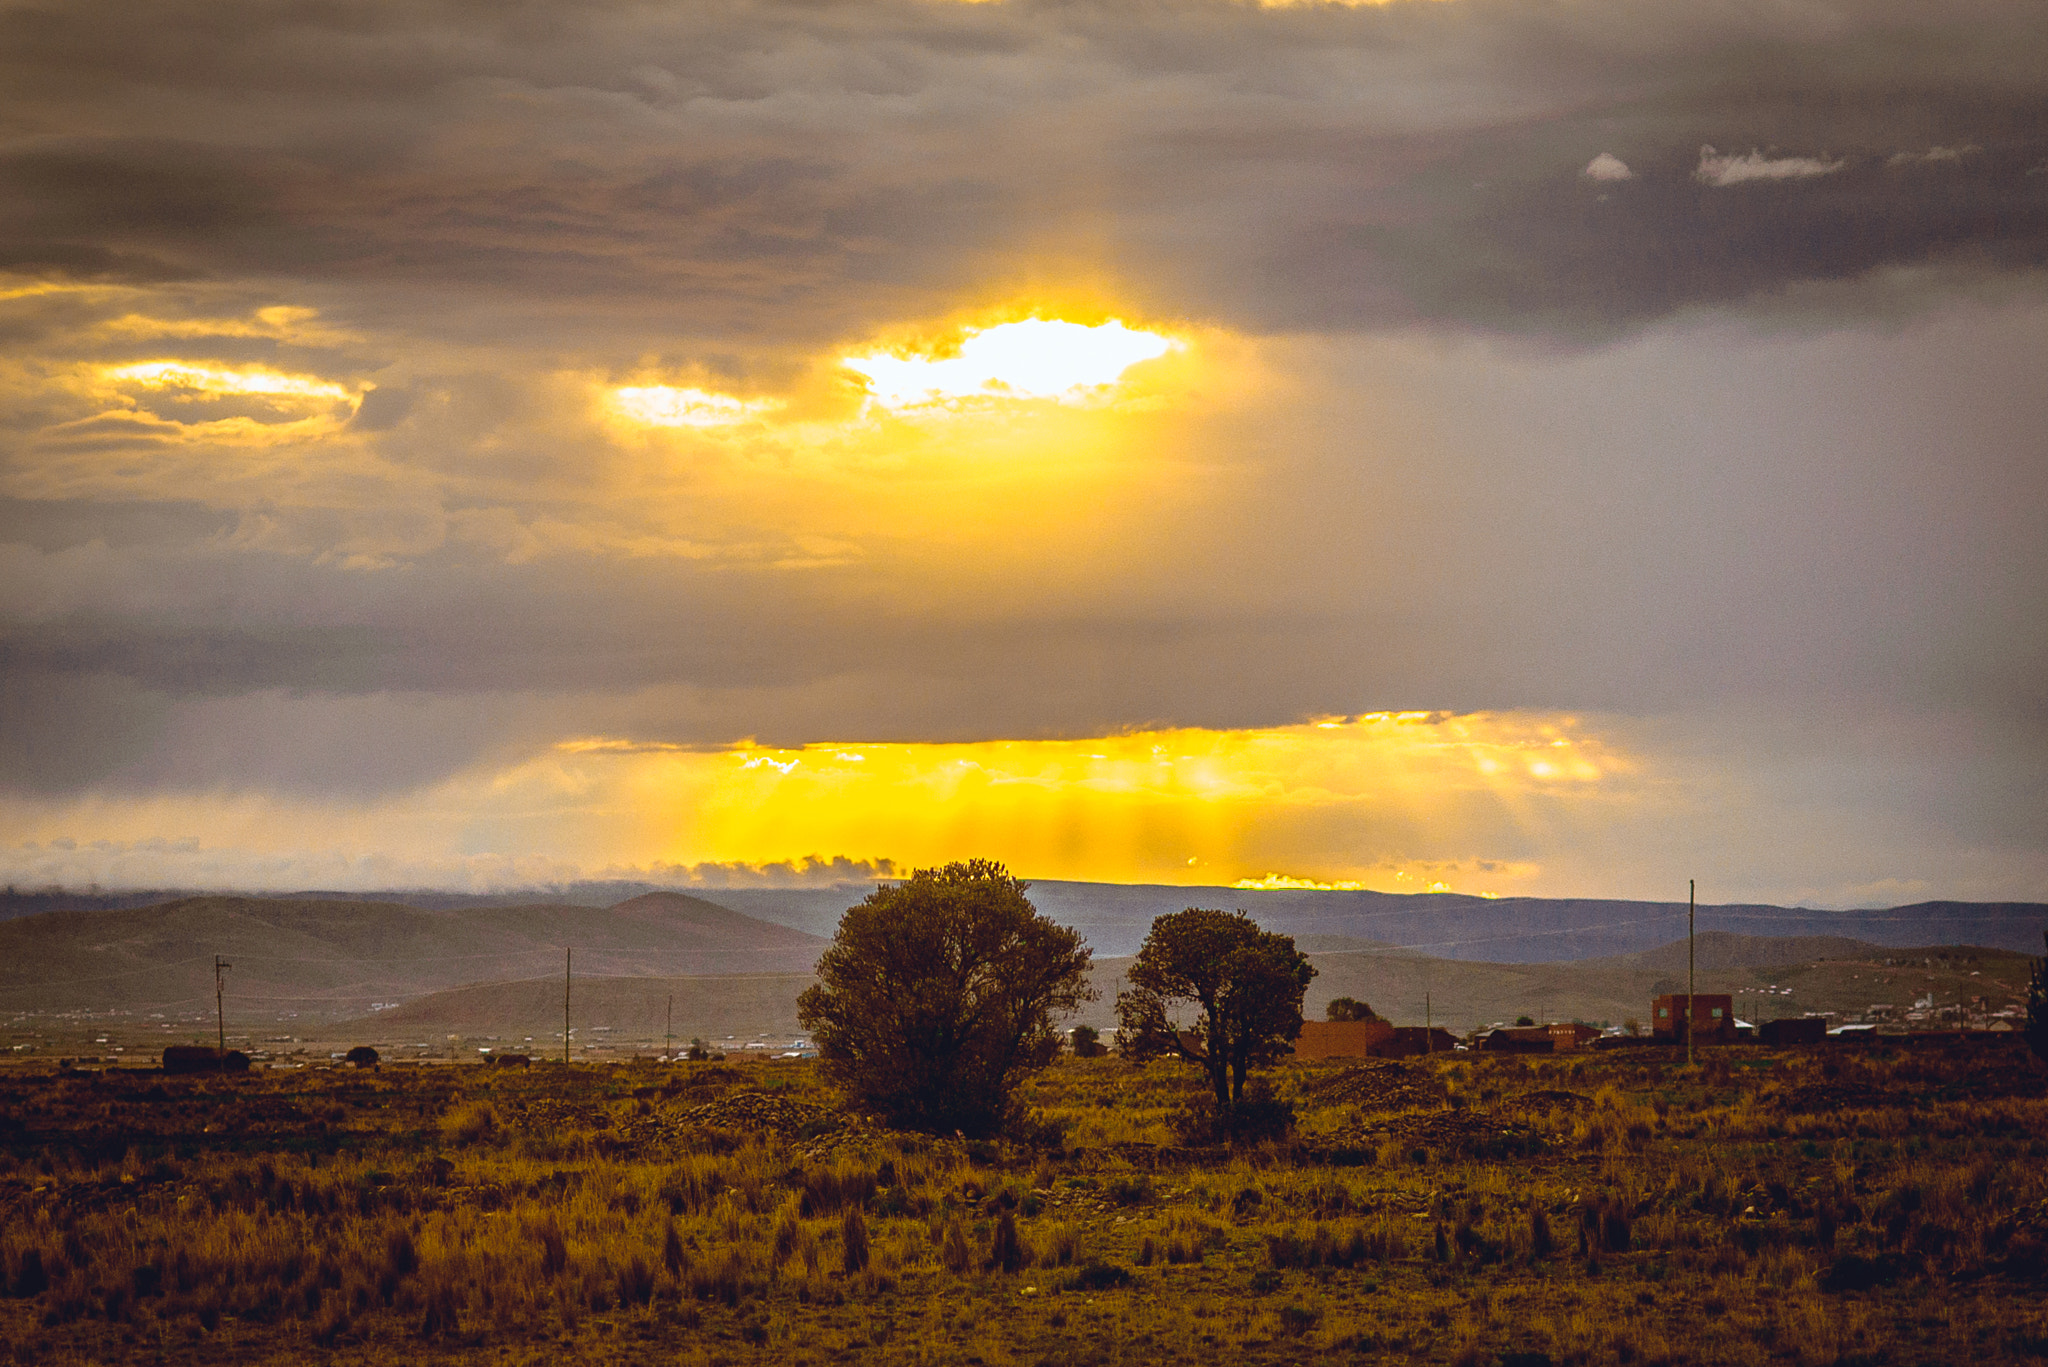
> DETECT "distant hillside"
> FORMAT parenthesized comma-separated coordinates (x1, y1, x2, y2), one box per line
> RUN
(0, 891, 824, 1020)
(332, 972, 815, 1050)
(10, 881, 2042, 962)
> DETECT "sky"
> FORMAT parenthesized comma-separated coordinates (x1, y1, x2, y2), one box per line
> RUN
(2, 0, 2045, 906)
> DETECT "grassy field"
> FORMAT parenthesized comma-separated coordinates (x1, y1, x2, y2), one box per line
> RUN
(2, 1039, 2045, 1365)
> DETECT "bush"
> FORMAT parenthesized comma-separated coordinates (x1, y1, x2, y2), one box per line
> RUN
(1069, 1261, 1133, 1291)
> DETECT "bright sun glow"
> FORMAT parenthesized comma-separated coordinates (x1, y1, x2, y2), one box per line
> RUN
(843, 318, 1178, 409)
(2, 712, 1645, 897)
(611, 385, 777, 427)
(530, 711, 1623, 894)
(102, 361, 356, 404)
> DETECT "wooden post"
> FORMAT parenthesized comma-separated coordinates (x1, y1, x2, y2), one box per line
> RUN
(1425, 992, 1432, 1053)
(563, 947, 572, 1065)
(1687, 879, 1695, 1067)
(666, 993, 674, 1062)
(214, 956, 230, 1053)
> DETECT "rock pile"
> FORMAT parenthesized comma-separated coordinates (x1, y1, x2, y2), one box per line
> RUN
(1306, 1107, 1544, 1162)
(1302, 1062, 1448, 1112)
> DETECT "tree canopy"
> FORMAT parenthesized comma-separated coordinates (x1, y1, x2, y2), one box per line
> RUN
(1326, 996, 1378, 1022)
(1114, 908, 1315, 1112)
(796, 860, 1094, 1136)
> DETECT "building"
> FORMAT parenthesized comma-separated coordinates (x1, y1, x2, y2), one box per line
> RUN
(1651, 994, 1735, 1044)
(1481, 1027, 1555, 1053)
(1369, 1026, 1459, 1058)
(1758, 1016, 1827, 1047)
(1290, 1019, 1396, 1060)
(1547, 1022, 1602, 1051)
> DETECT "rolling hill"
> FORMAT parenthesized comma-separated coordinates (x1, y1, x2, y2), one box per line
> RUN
(0, 891, 824, 1020)
(701, 883, 2048, 961)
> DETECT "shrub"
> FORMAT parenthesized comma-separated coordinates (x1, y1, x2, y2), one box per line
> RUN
(986, 1211, 1027, 1273)
(1070, 1261, 1134, 1291)
(840, 1208, 870, 1274)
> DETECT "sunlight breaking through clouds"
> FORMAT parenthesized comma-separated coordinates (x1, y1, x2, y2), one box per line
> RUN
(102, 361, 357, 405)
(843, 318, 1179, 409)
(610, 385, 778, 428)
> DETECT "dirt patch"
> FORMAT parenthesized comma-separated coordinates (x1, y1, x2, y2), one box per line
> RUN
(1307, 1107, 1546, 1161)
(1301, 1063, 1448, 1112)
(1511, 1089, 1593, 1114)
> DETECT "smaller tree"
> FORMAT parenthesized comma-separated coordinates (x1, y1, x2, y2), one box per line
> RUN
(1115, 909, 1315, 1114)
(1326, 997, 1378, 1022)
(2025, 931, 2048, 1066)
(1515, 1015, 1536, 1028)
(1069, 1024, 1106, 1058)
(345, 1045, 379, 1069)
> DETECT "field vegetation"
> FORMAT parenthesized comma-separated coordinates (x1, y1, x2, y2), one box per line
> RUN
(1, 1039, 2045, 1365)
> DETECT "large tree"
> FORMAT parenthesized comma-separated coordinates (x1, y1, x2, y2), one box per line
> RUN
(1115, 909, 1315, 1113)
(797, 860, 1093, 1136)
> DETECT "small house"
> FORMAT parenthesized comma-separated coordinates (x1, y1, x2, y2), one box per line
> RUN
(1290, 1019, 1396, 1060)
(1547, 1022, 1602, 1052)
(1651, 994, 1735, 1044)
(1758, 1016, 1827, 1047)
(1369, 1026, 1459, 1058)
(1480, 1027, 1554, 1053)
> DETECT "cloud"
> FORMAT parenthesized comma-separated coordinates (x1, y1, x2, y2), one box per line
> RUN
(1, 0, 2046, 902)
(0, 1, 2043, 345)
(1694, 145, 1847, 187)
(1887, 145, 1979, 167)
(615, 856, 901, 890)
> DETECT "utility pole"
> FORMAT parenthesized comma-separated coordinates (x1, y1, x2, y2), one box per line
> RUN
(214, 956, 231, 1053)
(563, 947, 572, 1066)
(666, 993, 674, 1063)
(1687, 879, 1696, 1067)
(1425, 992, 1432, 1054)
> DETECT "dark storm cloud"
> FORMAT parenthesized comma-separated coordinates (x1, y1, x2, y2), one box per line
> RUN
(0, 242, 200, 285)
(1, 0, 2046, 864)
(1, 0, 2044, 346)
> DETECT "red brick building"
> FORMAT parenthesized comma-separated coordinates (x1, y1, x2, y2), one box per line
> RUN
(1290, 1019, 1396, 1060)
(1652, 994, 1735, 1044)
(1547, 1022, 1602, 1051)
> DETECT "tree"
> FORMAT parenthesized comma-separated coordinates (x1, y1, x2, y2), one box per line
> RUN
(1326, 997, 1377, 1022)
(1069, 1024, 1106, 1057)
(2026, 931, 2048, 1066)
(796, 860, 1094, 1136)
(1115, 909, 1315, 1113)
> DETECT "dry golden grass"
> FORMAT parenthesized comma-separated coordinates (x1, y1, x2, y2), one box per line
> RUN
(0, 1039, 2045, 1365)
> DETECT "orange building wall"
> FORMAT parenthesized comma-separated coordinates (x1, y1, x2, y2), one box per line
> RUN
(1290, 1019, 1397, 1060)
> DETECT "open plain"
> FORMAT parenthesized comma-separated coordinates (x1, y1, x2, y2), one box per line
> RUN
(3, 1037, 2045, 1366)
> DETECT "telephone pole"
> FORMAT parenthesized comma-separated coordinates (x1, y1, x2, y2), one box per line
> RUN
(214, 956, 231, 1053)
(1425, 992, 1432, 1054)
(1687, 879, 1696, 1067)
(563, 947, 572, 1066)
(666, 993, 674, 1063)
